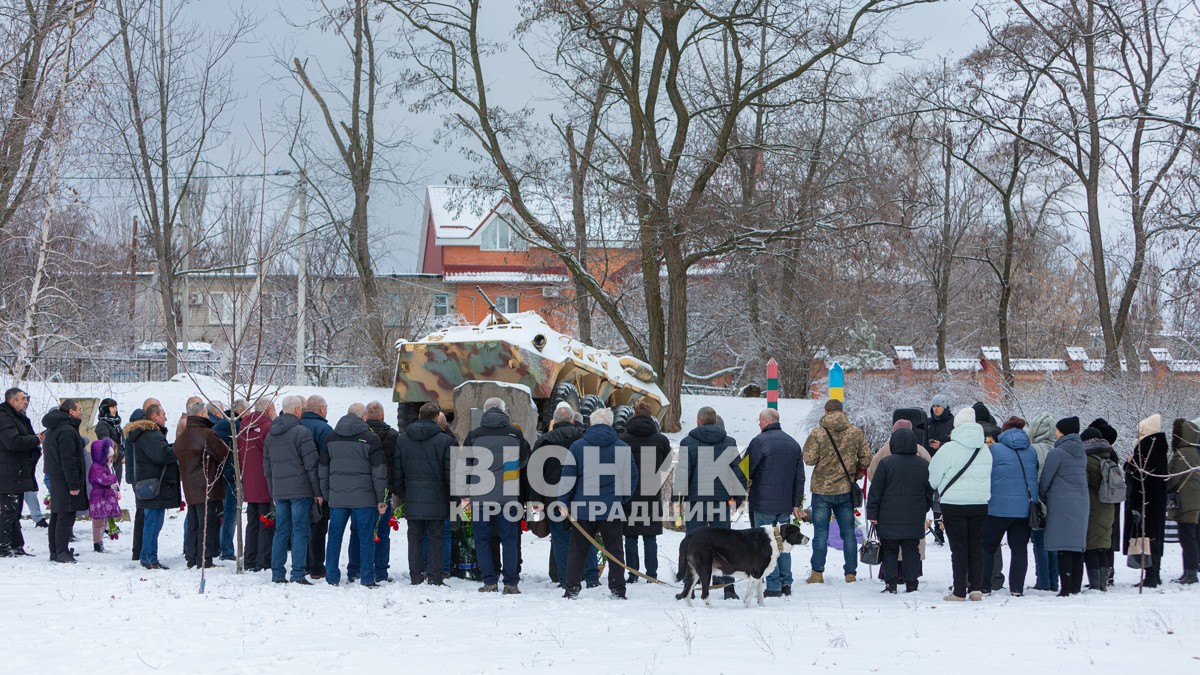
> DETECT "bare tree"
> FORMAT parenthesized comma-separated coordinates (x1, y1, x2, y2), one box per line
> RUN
(389, 0, 934, 429)
(962, 0, 1200, 375)
(99, 0, 253, 377)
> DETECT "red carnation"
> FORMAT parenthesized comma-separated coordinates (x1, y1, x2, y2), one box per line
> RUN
(388, 516, 399, 531)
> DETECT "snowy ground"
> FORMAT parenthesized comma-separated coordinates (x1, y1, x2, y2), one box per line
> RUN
(4, 380, 1198, 673)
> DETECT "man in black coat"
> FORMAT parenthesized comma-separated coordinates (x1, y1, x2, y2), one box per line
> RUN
(867, 428, 934, 592)
(127, 404, 180, 570)
(462, 398, 532, 593)
(532, 404, 598, 587)
(123, 396, 161, 561)
(0, 387, 42, 557)
(619, 402, 672, 583)
(395, 402, 453, 585)
(350, 401, 401, 582)
(678, 405, 744, 597)
(42, 400, 89, 563)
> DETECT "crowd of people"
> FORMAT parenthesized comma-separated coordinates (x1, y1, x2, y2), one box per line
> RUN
(1, 385, 1198, 604)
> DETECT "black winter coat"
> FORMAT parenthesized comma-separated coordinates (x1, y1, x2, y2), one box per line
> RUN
(0, 401, 41, 493)
(927, 408, 954, 455)
(530, 422, 586, 504)
(126, 419, 182, 510)
(366, 419, 400, 489)
(263, 413, 321, 501)
(395, 419, 453, 519)
(679, 424, 744, 503)
(619, 415, 672, 536)
(95, 414, 125, 479)
(747, 423, 806, 514)
(41, 409, 89, 513)
(1123, 432, 1169, 557)
(462, 409, 531, 505)
(866, 429, 933, 540)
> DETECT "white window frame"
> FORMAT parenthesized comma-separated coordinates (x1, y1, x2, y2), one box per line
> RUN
(432, 293, 452, 317)
(479, 218, 527, 251)
(496, 295, 519, 313)
(208, 292, 234, 325)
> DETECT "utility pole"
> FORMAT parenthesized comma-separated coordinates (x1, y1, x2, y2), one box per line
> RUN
(179, 187, 190, 366)
(295, 170, 308, 385)
(130, 214, 138, 343)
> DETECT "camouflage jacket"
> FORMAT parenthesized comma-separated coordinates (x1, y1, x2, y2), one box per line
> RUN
(803, 411, 871, 496)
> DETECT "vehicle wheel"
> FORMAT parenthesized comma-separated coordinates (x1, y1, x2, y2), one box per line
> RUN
(396, 402, 422, 431)
(612, 405, 634, 433)
(579, 394, 605, 424)
(550, 382, 580, 412)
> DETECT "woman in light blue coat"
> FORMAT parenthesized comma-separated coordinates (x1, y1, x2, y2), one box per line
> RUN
(928, 407, 992, 601)
(1038, 416, 1089, 597)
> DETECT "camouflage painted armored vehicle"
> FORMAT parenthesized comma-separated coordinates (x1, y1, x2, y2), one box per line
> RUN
(393, 309, 668, 432)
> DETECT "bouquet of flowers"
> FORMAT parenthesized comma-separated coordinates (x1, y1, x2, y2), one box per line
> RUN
(105, 517, 120, 540)
(260, 511, 275, 528)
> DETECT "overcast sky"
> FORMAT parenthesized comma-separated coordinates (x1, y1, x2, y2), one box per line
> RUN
(168, 0, 986, 274)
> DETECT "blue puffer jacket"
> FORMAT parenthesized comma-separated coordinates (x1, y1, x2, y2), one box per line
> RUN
(563, 424, 638, 521)
(988, 429, 1040, 518)
(301, 412, 334, 453)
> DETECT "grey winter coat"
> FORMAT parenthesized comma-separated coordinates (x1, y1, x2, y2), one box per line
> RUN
(320, 414, 387, 510)
(1039, 433, 1089, 552)
(263, 413, 321, 501)
(1028, 413, 1056, 478)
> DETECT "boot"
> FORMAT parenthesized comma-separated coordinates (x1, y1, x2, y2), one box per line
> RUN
(1179, 569, 1198, 585)
(94, 542, 104, 554)
(1057, 571, 1072, 597)
(882, 581, 897, 594)
(1085, 567, 1107, 592)
(805, 571, 824, 584)
(905, 581, 919, 593)
(723, 586, 739, 600)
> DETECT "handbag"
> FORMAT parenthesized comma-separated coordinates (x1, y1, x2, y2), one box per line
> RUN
(1127, 536, 1153, 569)
(932, 446, 982, 510)
(824, 428, 864, 508)
(859, 523, 881, 566)
(1013, 446, 1046, 531)
(133, 465, 167, 501)
(1167, 492, 1182, 511)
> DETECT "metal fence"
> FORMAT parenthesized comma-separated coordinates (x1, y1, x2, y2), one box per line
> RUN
(1, 353, 371, 387)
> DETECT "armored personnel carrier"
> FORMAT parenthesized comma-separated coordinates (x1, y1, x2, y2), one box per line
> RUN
(392, 306, 668, 433)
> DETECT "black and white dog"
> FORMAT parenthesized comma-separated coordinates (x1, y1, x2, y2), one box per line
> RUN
(675, 524, 806, 608)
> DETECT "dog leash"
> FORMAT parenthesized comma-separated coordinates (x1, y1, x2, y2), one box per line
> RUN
(560, 507, 760, 591)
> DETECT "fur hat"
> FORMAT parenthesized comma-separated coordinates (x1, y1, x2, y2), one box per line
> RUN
(1056, 416, 1081, 436)
(1081, 427, 1103, 442)
(824, 398, 843, 413)
(930, 394, 950, 409)
(1137, 414, 1161, 441)
(1001, 416, 1027, 432)
(953, 407, 976, 427)
(1088, 418, 1118, 445)
(892, 419, 913, 432)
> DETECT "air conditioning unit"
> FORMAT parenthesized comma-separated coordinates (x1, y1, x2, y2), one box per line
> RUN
(189, 293, 204, 306)
(541, 286, 561, 298)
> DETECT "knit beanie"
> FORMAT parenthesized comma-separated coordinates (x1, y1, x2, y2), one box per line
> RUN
(1001, 416, 1026, 432)
(892, 419, 913, 432)
(931, 394, 950, 409)
(1056, 416, 1081, 436)
(953, 407, 975, 427)
(1081, 427, 1103, 441)
(972, 402, 997, 426)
